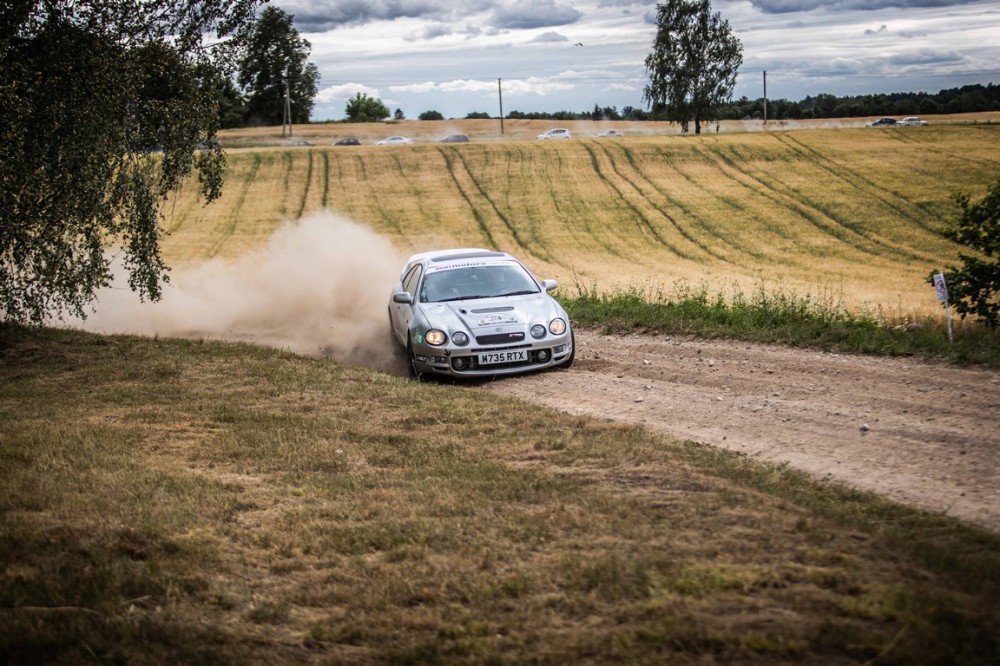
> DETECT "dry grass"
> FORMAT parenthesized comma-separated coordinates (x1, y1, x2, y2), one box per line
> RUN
(159, 118, 1000, 320)
(2, 323, 998, 664)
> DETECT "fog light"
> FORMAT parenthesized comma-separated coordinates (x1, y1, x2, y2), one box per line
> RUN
(453, 357, 468, 370)
(537, 349, 551, 362)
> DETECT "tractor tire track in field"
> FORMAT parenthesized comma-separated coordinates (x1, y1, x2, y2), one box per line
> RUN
(321, 151, 331, 209)
(648, 146, 796, 264)
(451, 148, 546, 261)
(438, 146, 499, 250)
(889, 127, 1000, 172)
(350, 154, 402, 237)
(772, 133, 947, 243)
(162, 183, 204, 236)
(207, 152, 261, 258)
(702, 144, 920, 262)
(531, 145, 624, 262)
(390, 153, 440, 228)
(295, 151, 314, 220)
(279, 151, 294, 218)
(882, 127, 1000, 173)
(611, 142, 771, 265)
(581, 142, 699, 262)
(596, 142, 736, 264)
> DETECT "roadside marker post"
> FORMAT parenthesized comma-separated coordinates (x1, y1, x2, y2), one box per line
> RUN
(933, 272, 953, 344)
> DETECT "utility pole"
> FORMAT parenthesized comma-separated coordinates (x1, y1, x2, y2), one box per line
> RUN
(498, 78, 504, 135)
(763, 70, 768, 126)
(282, 78, 292, 137)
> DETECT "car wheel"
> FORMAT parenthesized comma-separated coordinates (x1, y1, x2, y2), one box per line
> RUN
(557, 330, 575, 370)
(406, 337, 422, 380)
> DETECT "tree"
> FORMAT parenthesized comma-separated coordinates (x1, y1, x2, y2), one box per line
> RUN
(1, 0, 260, 325)
(933, 181, 1000, 328)
(238, 6, 318, 126)
(419, 110, 444, 121)
(393, 108, 405, 121)
(643, 0, 742, 134)
(344, 93, 389, 123)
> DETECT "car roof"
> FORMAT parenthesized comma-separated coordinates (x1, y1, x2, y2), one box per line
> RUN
(400, 248, 508, 278)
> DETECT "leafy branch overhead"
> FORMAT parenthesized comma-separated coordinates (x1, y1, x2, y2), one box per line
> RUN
(0, 0, 262, 325)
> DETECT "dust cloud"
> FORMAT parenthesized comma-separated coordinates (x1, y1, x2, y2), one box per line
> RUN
(77, 212, 406, 371)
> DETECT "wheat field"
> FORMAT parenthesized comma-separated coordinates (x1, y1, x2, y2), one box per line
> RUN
(160, 117, 1000, 318)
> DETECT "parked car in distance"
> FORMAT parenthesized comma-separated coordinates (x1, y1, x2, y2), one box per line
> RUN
(597, 129, 623, 137)
(388, 248, 575, 379)
(899, 116, 929, 126)
(437, 134, 470, 143)
(868, 117, 897, 127)
(287, 139, 313, 146)
(537, 128, 571, 140)
(333, 137, 361, 146)
(374, 135, 412, 145)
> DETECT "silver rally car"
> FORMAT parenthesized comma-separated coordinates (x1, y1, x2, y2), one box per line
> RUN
(389, 249, 575, 378)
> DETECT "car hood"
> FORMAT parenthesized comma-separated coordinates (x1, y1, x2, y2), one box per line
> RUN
(416, 295, 565, 335)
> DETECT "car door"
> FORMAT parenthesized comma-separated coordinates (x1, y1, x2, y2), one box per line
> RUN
(392, 264, 422, 345)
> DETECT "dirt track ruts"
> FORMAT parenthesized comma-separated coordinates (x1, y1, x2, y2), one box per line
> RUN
(482, 329, 1000, 532)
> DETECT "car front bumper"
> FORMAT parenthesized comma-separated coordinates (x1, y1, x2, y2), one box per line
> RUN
(412, 334, 573, 378)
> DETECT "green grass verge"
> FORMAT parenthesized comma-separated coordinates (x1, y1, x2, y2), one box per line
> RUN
(1, 323, 998, 664)
(562, 281, 1000, 367)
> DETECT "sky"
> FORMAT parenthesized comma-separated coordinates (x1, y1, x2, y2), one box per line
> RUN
(272, 0, 1000, 121)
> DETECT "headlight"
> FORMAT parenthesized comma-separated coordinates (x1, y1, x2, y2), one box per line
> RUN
(425, 329, 447, 346)
(530, 324, 546, 339)
(549, 318, 567, 335)
(452, 331, 469, 346)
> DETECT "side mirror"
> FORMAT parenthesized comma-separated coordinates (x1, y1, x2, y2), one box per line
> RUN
(392, 292, 413, 304)
(541, 279, 558, 292)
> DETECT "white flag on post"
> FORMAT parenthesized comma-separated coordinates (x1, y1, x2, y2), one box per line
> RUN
(933, 272, 953, 343)
(933, 272, 949, 302)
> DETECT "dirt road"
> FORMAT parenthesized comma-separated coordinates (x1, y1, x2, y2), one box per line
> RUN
(481, 330, 1000, 532)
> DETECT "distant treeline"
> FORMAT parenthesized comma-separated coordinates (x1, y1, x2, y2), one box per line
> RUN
(486, 83, 999, 122)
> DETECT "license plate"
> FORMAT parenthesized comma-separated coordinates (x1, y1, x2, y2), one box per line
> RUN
(478, 350, 527, 365)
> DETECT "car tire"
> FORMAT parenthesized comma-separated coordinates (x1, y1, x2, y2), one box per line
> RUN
(557, 330, 575, 370)
(406, 337, 422, 380)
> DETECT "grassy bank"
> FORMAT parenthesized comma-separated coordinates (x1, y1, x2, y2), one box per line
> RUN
(562, 281, 1000, 367)
(2, 323, 998, 664)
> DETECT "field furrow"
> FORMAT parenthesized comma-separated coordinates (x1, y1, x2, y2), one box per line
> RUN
(295, 150, 313, 219)
(703, 142, 922, 263)
(772, 133, 944, 242)
(581, 142, 700, 261)
(606, 141, 770, 265)
(450, 148, 545, 262)
(436, 146, 500, 250)
(207, 152, 262, 258)
(155, 122, 999, 315)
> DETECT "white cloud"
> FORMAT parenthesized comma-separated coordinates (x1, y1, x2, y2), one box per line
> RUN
(274, 0, 1000, 120)
(530, 31, 570, 43)
(315, 83, 382, 104)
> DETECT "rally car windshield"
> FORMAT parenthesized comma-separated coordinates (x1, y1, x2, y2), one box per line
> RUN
(421, 264, 540, 303)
